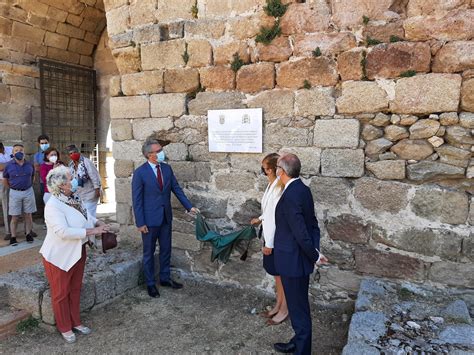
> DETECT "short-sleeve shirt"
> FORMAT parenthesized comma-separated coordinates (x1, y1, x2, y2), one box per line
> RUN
(3, 160, 35, 190)
(0, 147, 13, 180)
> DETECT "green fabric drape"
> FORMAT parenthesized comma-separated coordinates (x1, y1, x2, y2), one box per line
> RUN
(195, 213, 257, 263)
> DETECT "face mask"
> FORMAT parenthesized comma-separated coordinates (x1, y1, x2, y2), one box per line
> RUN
(14, 152, 24, 161)
(260, 167, 267, 176)
(70, 178, 79, 193)
(49, 155, 58, 163)
(40, 143, 49, 151)
(70, 153, 81, 161)
(157, 151, 165, 163)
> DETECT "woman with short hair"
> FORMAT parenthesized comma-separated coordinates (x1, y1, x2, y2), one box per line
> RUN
(40, 165, 110, 343)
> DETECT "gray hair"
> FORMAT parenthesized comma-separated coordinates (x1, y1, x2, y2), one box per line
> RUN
(142, 139, 160, 158)
(46, 165, 70, 195)
(278, 153, 301, 178)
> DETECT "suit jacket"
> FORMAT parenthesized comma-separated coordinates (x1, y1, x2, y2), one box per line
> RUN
(274, 179, 320, 277)
(132, 162, 192, 228)
(40, 195, 96, 271)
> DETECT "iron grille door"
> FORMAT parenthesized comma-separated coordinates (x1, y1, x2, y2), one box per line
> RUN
(39, 59, 97, 163)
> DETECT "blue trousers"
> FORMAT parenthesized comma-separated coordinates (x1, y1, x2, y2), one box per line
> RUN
(281, 275, 312, 355)
(141, 223, 172, 287)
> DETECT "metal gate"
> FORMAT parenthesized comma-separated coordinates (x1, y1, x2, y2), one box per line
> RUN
(39, 59, 98, 165)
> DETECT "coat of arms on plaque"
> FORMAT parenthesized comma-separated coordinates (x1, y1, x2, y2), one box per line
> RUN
(242, 114, 250, 124)
(219, 114, 225, 124)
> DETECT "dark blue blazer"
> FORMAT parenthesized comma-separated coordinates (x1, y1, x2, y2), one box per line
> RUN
(274, 179, 321, 277)
(132, 162, 192, 228)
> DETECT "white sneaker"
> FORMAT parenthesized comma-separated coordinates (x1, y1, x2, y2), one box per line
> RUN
(61, 331, 76, 343)
(73, 325, 92, 335)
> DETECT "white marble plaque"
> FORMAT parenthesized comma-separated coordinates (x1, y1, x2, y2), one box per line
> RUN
(208, 108, 262, 153)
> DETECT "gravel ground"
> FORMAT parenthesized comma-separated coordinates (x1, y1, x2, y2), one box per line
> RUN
(0, 279, 351, 354)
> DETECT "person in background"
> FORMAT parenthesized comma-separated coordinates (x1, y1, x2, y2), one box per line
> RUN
(40, 147, 63, 204)
(3, 144, 36, 246)
(40, 165, 110, 343)
(66, 145, 101, 218)
(250, 153, 288, 326)
(0, 142, 13, 240)
(33, 134, 50, 198)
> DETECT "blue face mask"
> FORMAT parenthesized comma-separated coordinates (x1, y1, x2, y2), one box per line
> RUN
(157, 151, 165, 163)
(40, 143, 49, 151)
(14, 152, 24, 161)
(70, 178, 79, 193)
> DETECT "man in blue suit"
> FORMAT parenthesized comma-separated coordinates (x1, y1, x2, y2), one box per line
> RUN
(132, 139, 198, 298)
(273, 153, 328, 354)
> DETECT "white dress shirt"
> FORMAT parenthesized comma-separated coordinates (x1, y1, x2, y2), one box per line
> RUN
(259, 179, 283, 248)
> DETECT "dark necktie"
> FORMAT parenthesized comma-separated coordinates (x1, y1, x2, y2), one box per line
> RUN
(156, 164, 163, 191)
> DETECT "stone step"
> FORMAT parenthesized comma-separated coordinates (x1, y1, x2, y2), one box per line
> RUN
(0, 307, 31, 340)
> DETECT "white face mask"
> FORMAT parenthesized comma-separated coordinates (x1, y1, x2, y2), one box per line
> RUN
(49, 155, 58, 163)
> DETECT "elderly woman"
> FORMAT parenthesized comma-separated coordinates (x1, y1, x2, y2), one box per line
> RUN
(40, 165, 110, 343)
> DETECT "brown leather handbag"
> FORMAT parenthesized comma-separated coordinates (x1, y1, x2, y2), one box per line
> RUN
(101, 232, 117, 253)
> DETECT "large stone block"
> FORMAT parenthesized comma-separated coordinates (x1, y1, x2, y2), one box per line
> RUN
(170, 161, 211, 183)
(115, 178, 132, 204)
(331, 0, 395, 29)
(321, 149, 364, 177)
(110, 119, 132, 141)
(163, 143, 188, 161)
(184, 19, 225, 39)
(247, 89, 294, 120)
(276, 57, 338, 89)
(112, 46, 141, 74)
(336, 81, 389, 114)
(314, 119, 360, 148)
(121, 71, 163, 96)
(366, 160, 406, 180)
(199, 66, 235, 91)
(429, 261, 474, 288)
(280, 2, 330, 34)
(411, 187, 469, 224)
(12, 21, 45, 42)
(106, 5, 129, 36)
(364, 138, 393, 157)
(347, 311, 388, 342)
(227, 13, 273, 41)
(110, 96, 150, 119)
(255, 36, 292, 63)
(201, 0, 265, 18)
(433, 41, 474, 73)
(354, 178, 410, 213)
(337, 48, 365, 81)
(264, 125, 312, 147)
(407, 161, 466, 181)
(44, 31, 69, 50)
(110, 259, 141, 294)
(116, 202, 133, 225)
(156, 0, 194, 21)
(141, 40, 186, 70)
(188, 193, 228, 218)
(279, 147, 321, 175)
(366, 42, 431, 79)
(172, 232, 201, 252)
(293, 32, 356, 57)
(10, 86, 40, 107)
(295, 87, 335, 117)
(150, 93, 186, 117)
(129, 0, 155, 26)
(215, 171, 256, 191)
(407, 0, 471, 17)
(326, 214, 372, 244)
(391, 139, 434, 160)
(384, 125, 409, 141)
(390, 74, 462, 114)
(92, 271, 116, 305)
(404, 9, 474, 41)
(164, 68, 199, 93)
(409, 119, 440, 139)
(213, 41, 249, 65)
(355, 248, 426, 281)
(436, 144, 471, 167)
(309, 176, 351, 207)
(132, 117, 174, 140)
(188, 92, 245, 116)
(187, 40, 212, 68)
(114, 160, 134, 178)
(445, 125, 474, 145)
(113, 140, 143, 161)
(0, 125, 22, 141)
(236, 62, 274, 93)
(363, 21, 405, 43)
(461, 78, 474, 112)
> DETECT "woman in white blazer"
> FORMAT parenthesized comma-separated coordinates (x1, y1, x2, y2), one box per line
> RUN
(251, 153, 288, 325)
(40, 165, 110, 343)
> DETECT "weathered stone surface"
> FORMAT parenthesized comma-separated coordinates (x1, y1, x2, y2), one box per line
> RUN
(326, 214, 372, 244)
(121, 71, 163, 95)
(409, 119, 441, 139)
(264, 125, 312, 147)
(106, 5, 129, 36)
(337, 48, 365, 81)
(391, 74, 462, 114)
(321, 149, 364, 177)
(170, 162, 211, 183)
(411, 187, 469, 224)
(280, 2, 330, 34)
(366, 42, 431, 79)
(232, 198, 261, 226)
(436, 145, 471, 167)
(460, 112, 474, 128)
(362, 125, 383, 141)
(114, 160, 134, 178)
(92, 271, 116, 305)
(430, 261, 474, 288)
(186, 193, 228, 219)
(188, 92, 245, 116)
(132, 117, 174, 140)
(342, 341, 380, 355)
(363, 21, 405, 43)
(371, 113, 391, 127)
(199, 66, 235, 91)
(384, 125, 409, 141)
(112, 47, 141, 74)
(164, 68, 199, 93)
(184, 20, 226, 39)
(247, 89, 294, 120)
(0, 125, 21, 141)
(407, 0, 471, 17)
(227, 13, 274, 41)
(111, 119, 132, 141)
(163, 143, 188, 161)
(110, 96, 150, 119)
(404, 9, 474, 41)
(187, 40, 212, 67)
(293, 32, 356, 57)
(172, 232, 201, 252)
(400, 115, 418, 126)
(347, 311, 388, 342)
(407, 161, 466, 181)
(110, 259, 141, 294)
(295, 87, 335, 117)
(279, 147, 321, 175)
(428, 136, 444, 148)
(391, 139, 434, 160)
(10, 87, 40, 107)
(365, 138, 393, 156)
(276, 57, 338, 89)
(433, 41, 474, 73)
(461, 78, 474, 112)
(354, 178, 409, 213)
(336, 81, 389, 114)
(213, 41, 249, 65)
(356, 248, 426, 281)
(314, 119, 360, 148)
(439, 325, 474, 347)
(445, 126, 474, 145)
(255, 36, 292, 63)
(440, 112, 459, 125)
(331, 0, 395, 29)
(366, 160, 406, 180)
(236, 62, 274, 93)
(443, 300, 472, 324)
(116, 203, 133, 225)
(150, 93, 187, 117)
(141, 40, 185, 70)
(215, 172, 256, 191)
(115, 178, 132, 203)
(113, 140, 143, 161)
(156, 0, 194, 22)
(309, 177, 351, 207)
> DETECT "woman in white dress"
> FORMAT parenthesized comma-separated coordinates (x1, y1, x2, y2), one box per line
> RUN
(251, 153, 288, 325)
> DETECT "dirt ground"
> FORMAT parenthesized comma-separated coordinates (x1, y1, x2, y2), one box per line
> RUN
(0, 279, 351, 354)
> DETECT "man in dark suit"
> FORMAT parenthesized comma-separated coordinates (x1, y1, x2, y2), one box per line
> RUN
(272, 153, 328, 354)
(132, 138, 198, 298)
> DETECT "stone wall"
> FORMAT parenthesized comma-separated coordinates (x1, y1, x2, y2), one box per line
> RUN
(107, 0, 474, 300)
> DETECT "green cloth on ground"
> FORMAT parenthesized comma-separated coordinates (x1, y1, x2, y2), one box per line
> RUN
(195, 213, 257, 263)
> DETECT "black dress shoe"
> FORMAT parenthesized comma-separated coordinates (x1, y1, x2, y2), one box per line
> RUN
(9, 237, 18, 246)
(273, 342, 296, 353)
(147, 286, 160, 298)
(26, 233, 34, 243)
(160, 279, 183, 289)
